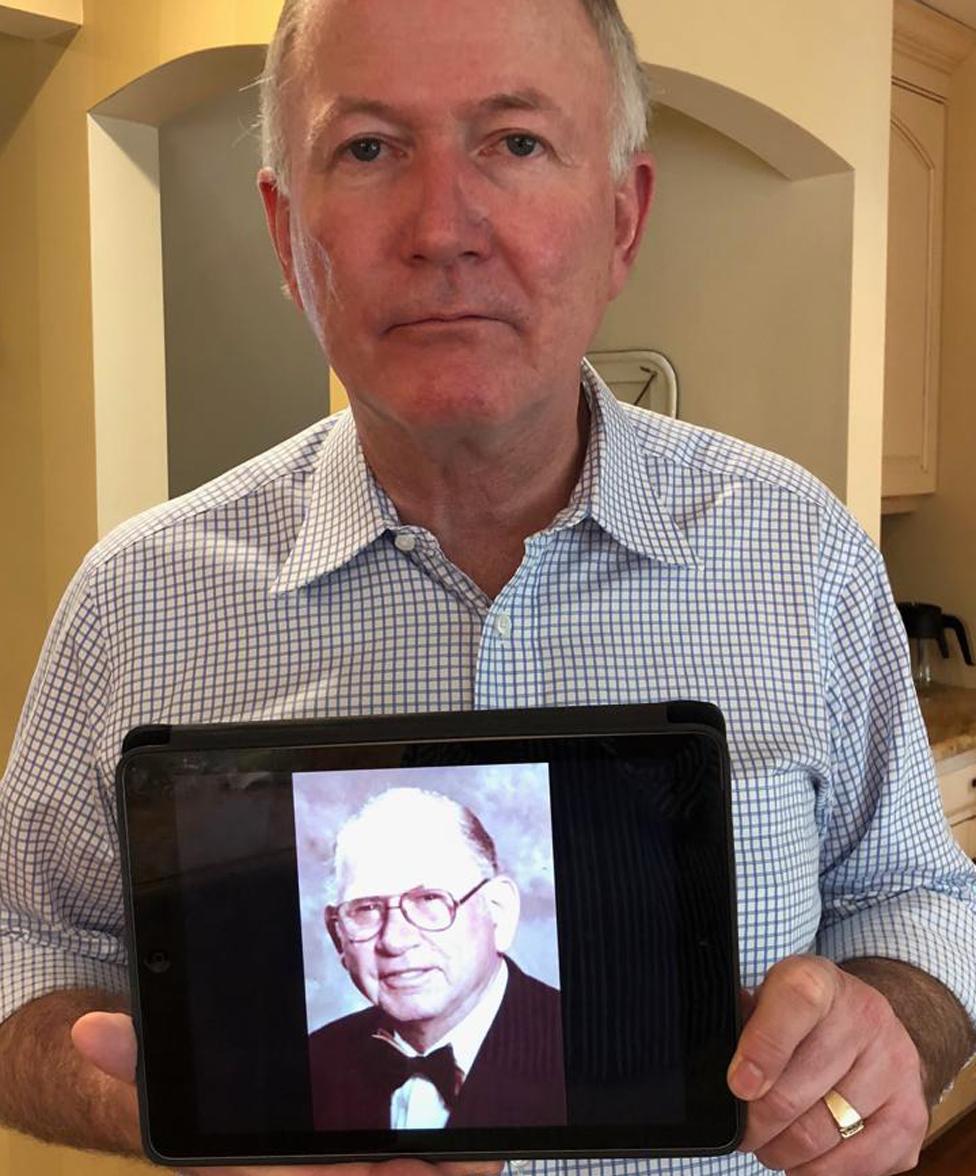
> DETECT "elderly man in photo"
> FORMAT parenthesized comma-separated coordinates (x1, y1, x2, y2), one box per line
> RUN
(1, 1, 975, 1175)
(308, 788, 565, 1130)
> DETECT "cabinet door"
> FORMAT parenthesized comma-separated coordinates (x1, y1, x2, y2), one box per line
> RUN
(938, 753, 976, 822)
(951, 814, 976, 861)
(927, 1055, 976, 1142)
(882, 82, 946, 499)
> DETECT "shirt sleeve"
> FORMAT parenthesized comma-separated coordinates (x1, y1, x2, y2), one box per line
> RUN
(815, 533, 976, 1032)
(0, 556, 128, 1024)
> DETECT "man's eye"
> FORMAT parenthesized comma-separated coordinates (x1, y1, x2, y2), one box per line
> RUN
(344, 138, 385, 163)
(414, 890, 445, 906)
(348, 899, 382, 916)
(503, 134, 542, 158)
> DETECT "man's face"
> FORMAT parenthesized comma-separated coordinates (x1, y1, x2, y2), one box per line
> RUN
(332, 833, 514, 1040)
(262, 0, 653, 435)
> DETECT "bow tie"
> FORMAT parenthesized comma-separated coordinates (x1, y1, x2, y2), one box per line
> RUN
(371, 1037, 463, 1109)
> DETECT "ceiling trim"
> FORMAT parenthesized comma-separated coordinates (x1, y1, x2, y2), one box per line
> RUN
(917, 0, 976, 33)
(0, 1, 79, 39)
(894, 0, 976, 74)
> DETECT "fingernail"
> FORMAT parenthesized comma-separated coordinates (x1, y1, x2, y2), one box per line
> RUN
(728, 1054, 767, 1098)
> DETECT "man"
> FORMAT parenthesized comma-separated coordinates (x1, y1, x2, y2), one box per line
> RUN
(0, 1, 974, 1176)
(308, 788, 565, 1130)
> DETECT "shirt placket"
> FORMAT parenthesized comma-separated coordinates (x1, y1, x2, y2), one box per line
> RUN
(473, 534, 552, 710)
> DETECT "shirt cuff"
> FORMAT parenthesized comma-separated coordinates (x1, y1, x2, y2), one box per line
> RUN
(815, 888, 976, 1030)
(0, 936, 128, 1024)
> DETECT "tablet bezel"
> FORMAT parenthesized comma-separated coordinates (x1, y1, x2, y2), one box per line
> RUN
(116, 701, 744, 1166)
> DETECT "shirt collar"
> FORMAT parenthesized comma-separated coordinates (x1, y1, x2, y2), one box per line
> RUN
(273, 361, 698, 594)
(272, 409, 398, 594)
(577, 358, 699, 567)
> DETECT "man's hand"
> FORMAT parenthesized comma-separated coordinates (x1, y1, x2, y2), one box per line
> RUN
(72, 1012, 503, 1176)
(727, 956, 928, 1175)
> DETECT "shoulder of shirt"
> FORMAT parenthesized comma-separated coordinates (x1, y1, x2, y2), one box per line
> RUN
(77, 413, 342, 577)
(618, 402, 870, 549)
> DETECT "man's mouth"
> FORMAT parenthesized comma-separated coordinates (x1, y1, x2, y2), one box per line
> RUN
(396, 315, 495, 328)
(379, 966, 437, 989)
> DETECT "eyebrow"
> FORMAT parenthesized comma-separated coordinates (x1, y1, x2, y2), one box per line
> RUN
(305, 87, 569, 150)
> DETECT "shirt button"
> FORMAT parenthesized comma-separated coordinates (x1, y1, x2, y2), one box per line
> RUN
(394, 532, 417, 553)
(494, 612, 512, 639)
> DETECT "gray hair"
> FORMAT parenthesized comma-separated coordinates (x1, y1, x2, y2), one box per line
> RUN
(329, 786, 499, 901)
(259, 0, 650, 194)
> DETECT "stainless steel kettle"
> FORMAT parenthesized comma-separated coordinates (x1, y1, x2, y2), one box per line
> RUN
(896, 602, 974, 689)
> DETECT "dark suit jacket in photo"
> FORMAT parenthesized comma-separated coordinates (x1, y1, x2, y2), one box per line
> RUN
(308, 957, 567, 1129)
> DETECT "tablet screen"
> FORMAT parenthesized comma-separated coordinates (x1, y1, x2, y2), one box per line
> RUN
(119, 708, 742, 1164)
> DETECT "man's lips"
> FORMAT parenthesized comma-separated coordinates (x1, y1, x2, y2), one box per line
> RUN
(379, 966, 438, 989)
(393, 315, 498, 329)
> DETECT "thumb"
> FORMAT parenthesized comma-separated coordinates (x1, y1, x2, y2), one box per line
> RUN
(739, 986, 758, 1023)
(70, 1011, 138, 1085)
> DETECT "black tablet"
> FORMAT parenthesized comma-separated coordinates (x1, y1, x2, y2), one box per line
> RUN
(116, 701, 743, 1167)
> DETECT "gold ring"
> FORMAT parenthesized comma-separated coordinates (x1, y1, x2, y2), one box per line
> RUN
(823, 1088, 865, 1140)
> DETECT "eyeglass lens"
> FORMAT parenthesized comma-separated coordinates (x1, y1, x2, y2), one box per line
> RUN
(343, 889, 455, 937)
(337, 878, 490, 940)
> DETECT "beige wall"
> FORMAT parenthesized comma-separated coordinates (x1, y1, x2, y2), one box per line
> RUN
(0, 7, 283, 1173)
(159, 84, 328, 496)
(596, 105, 853, 498)
(0, 3, 289, 763)
(0, 33, 49, 765)
(881, 46, 976, 687)
(0, 1134, 152, 1176)
(622, 0, 894, 532)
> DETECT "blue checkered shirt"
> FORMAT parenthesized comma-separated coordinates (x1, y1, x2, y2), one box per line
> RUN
(3, 362, 976, 1174)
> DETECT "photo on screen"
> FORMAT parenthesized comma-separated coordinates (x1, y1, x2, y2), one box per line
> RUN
(293, 762, 566, 1131)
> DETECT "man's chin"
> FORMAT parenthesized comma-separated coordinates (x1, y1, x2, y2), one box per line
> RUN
(377, 976, 447, 1023)
(367, 378, 537, 436)
(380, 997, 447, 1029)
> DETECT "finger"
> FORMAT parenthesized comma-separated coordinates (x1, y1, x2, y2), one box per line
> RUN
(70, 1011, 138, 1085)
(728, 957, 841, 1102)
(754, 1040, 923, 1173)
(187, 1165, 446, 1176)
(738, 992, 870, 1150)
(755, 1082, 879, 1172)
(739, 987, 758, 1022)
(439, 1163, 505, 1176)
(184, 1159, 506, 1176)
(740, 970, 918, 1154)
(372, 1161, 499, 1176)
(787, 1094, 929, 1176)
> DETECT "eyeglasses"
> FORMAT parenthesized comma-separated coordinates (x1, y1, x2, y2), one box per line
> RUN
(328, 878, 492, 942)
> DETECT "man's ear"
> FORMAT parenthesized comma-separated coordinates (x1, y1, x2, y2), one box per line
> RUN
(258, 166, 305, 310)
(484, 875, 521, 955)
(608, 150, 655, 302)
(324, 908, 347, 969)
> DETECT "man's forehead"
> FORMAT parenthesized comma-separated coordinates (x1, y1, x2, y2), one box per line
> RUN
(338, 830, 483, 897)
(289, 0, 608, 113)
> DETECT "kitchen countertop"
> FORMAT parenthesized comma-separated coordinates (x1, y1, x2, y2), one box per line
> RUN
(917, 684, 976, 762)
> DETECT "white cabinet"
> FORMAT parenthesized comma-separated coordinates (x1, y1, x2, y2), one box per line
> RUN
(882, 81, 946, 501)
(926, 748, 976, 1142)
(937, 751, 976, 826)
(882, 0, 974, 511)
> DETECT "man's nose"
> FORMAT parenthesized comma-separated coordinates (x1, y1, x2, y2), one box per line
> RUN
(402, 150, 491, 268)
(377, 904, 423, 953)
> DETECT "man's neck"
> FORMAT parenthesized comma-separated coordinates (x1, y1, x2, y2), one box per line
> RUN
(354, 393, 591, 599)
